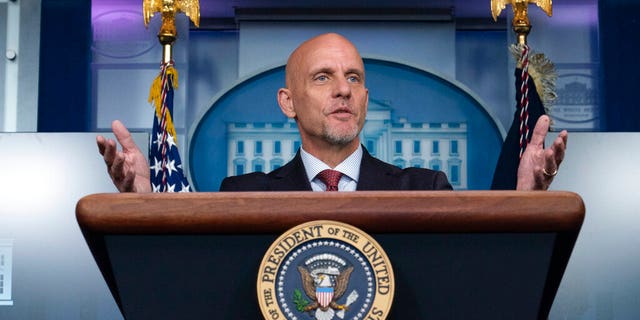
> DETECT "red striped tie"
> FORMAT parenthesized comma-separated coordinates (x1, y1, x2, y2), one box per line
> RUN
(316, 169, 343, 191)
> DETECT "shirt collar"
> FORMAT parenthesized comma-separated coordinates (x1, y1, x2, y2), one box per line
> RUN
(300, 145, 362, 183)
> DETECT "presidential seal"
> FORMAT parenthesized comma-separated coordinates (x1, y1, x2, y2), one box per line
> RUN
(257, 220, 394, 320)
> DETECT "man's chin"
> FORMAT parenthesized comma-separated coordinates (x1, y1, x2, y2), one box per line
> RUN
(324, 130, 359, 146)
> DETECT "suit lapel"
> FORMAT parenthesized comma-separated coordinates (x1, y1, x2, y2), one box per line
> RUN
(269, 152, 312, 191)
(356, 148, 398, 191)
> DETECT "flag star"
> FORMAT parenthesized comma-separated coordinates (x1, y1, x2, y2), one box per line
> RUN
(153, 132, 164, 151)
(165, 159, 177, 176)
(152, 183, 162, 192)
(150, 157, 163, 177)
(180, 182, 190, 192)
(166, 133, 177, 150)
(166, 183, 176, 192)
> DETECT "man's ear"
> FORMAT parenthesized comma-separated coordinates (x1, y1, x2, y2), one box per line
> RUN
(277, 88, 296, 118)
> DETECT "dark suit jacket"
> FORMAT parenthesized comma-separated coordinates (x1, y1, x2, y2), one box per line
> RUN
(220, 147, 453, 191)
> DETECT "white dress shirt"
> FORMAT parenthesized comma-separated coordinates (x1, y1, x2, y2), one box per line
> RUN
(300, 145, 362, 191)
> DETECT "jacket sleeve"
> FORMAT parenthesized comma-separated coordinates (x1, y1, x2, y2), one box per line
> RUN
(432, 170, 454, 190)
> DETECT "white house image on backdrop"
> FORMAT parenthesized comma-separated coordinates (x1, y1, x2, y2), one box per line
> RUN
(226, 99, 468, 189)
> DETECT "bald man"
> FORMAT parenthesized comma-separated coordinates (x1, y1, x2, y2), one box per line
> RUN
(97, 33, 567, 192)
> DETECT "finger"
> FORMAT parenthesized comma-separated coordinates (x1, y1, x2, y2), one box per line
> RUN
(96, 135, 107, 155)
(112, 120, 140, 153)
(544, 148, 557, 174)
(551, 134, 566, 166)
(559, 129, 568, 147)
(101, 139, 118, 168)
(529, 115, 551, 148)
(110, 153, 126, 182)
(97, 135, 116, 157)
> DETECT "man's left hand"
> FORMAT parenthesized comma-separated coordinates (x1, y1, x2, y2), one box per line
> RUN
(516, 115, 568, 190)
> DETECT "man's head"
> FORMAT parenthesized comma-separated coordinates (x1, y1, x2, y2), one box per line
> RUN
(277, 33, 369, 157)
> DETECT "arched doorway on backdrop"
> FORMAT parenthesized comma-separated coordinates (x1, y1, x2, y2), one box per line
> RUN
(188, 58, 506, 192)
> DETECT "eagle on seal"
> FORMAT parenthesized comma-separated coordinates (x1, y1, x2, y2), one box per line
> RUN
(298, 265, 354, 312)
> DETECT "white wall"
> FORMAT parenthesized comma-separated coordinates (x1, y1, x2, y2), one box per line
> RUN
(548, 132, 640, 319)
(238, 21, 456, 79)
(0, 132, 147, 319)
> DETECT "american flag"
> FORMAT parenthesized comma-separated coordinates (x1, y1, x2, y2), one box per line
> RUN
(148, 61, 191, 192)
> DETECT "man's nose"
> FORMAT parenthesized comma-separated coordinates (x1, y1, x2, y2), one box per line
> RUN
(333, 76, 352, 98)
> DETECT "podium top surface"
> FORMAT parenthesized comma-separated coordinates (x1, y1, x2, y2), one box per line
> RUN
(76, 191, 584, 234)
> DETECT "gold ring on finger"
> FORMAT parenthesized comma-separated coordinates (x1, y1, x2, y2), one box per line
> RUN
(543, 168, 558, 177)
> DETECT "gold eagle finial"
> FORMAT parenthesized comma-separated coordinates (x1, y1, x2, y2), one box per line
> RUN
(491, 0, 552, 22)
(143, 0, 200, 38)
(491, 0, 552, 44)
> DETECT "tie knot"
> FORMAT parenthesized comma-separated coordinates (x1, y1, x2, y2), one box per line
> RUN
(316, 169, 343, 191)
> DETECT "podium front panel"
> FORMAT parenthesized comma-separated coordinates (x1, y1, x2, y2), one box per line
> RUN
(104, 233, 555, 319)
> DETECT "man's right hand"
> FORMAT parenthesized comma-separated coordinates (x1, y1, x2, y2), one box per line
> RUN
(96, 120, 151, 193)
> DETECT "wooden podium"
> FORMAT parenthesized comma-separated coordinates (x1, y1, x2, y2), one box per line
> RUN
(76, 191, 584, 319)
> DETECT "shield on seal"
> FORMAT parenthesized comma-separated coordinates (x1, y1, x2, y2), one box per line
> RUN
(316, 286, 334, 308)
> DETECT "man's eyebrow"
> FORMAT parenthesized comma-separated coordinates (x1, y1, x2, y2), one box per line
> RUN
(309, 67, 334, 76)
(345, 68, 364, 76)
(309, 67, 364, 76)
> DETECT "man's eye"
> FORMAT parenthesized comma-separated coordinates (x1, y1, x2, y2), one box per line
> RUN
(347, 76, 360, 83)
(316, 75, 328, 81)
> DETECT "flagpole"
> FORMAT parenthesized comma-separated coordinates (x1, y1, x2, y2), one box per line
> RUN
(142, 0, 200, 192)
(159, 35, 174, 65)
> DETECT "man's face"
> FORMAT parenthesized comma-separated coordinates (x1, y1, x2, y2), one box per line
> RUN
(279, 34, 369, 150)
